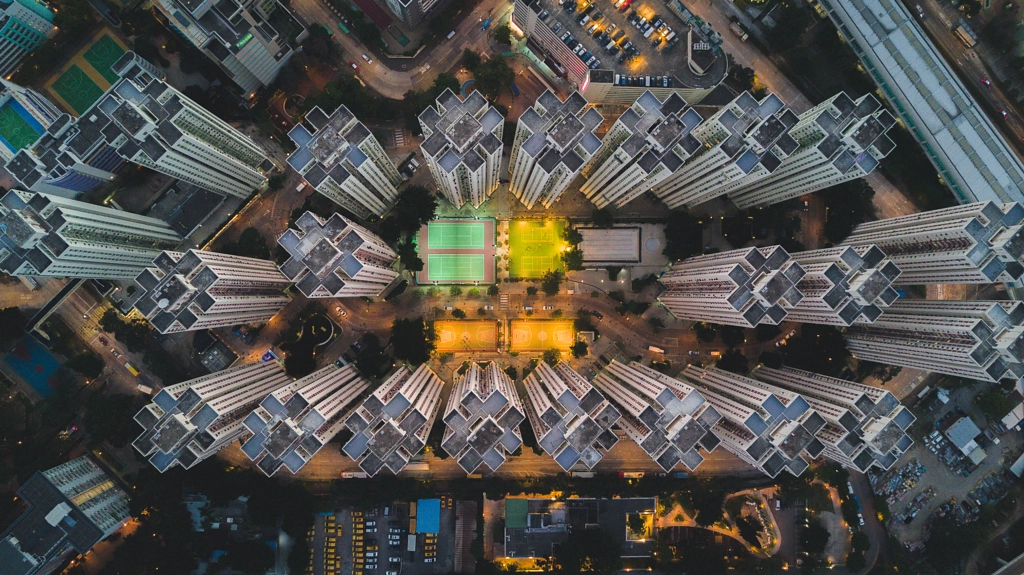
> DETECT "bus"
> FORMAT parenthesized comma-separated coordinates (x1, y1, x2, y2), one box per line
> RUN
(321, 23, 335, 38)
(338, 21, 351, 34)
(125, 363, 141, 376)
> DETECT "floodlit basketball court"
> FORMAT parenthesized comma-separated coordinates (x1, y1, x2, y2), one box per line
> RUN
(509, 320, 575, 352)
(416, 219, 496, 284)
(508, 220, 566, 278)
(435, 320, 498, 352)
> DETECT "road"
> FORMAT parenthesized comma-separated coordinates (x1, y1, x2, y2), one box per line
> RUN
(850, 471, 887, 572)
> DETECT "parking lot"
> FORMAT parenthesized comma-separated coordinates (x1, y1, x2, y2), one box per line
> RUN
(536, 0, 726, 84)
(340, 498, 457, 574)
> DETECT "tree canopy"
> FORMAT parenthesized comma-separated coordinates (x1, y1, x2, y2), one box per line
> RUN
(663, 211, 704, 262)
(473, 56, 515, 99)
(541, 270, 563, 296)
(822, 180, 877, 243)
(379, 186, 438, 243)
(64, 352, 105, 379)
(99, 310, 150, 354)
(463, 48, 482, 70)
(391, 318, 434, 365)
(0, 307, 26, 351)
(782, 323, 849, 377)
(220, 227, 271, 260)
(354, 333, 392, 378)
(552, 528, 622, 575)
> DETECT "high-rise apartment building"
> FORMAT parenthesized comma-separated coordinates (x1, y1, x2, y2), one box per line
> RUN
(522, 362, 621, 471)
(0, 0, 54, 77)
(132, 250, 291, 333)
(343, 364, 443, 476)
(0, 456, 130, 575)
(509, 90, 603, 209)
(822, 0, 1024, 205)
(726, 92, 897, 208)
(842, 201, 1024, 284)
(845, 300, 1024, 382)
(650, 91, 798, 209)
(133, 362, 292, 472)
(151, 0, 306, 95)
(679, 366, 826, 477)
(277, 211, 398, 298)
(591, 360, 722, 472)
(5, 52, 269, 199)
(286, 105, 402, 219)
(418, 89, 504, 209)
(658, 246, 805, 327)
(580, 91, 704, 209)
(241, 364, 370, 477)
(784, 246, 901, 326)
(0, 189, 181, 278)
(752, 366, 915, 472)
(383, 0, 441, 27)
(0, 81, 61, 163)
(441, 363, 525, 473)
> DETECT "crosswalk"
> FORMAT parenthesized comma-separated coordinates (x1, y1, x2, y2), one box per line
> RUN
(499, 294, 509, 310)
(392, 129, 406, 147)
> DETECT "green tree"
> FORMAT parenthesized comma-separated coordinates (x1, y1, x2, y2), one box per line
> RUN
(801, 519, 830, 554)
(284, 353, 316, 378)
(561, 246, 584, 271)
(450, 285, 463, 297)
(221, 227, 271, 260)
(759, 351, 783, 368)
(822, 180, 877, 243)
(846, 551, 867, 572)
(222, 540, 275, 574)
(606, 266, 622, 281)
(695, 323, 717, 343)
(390, 317, 434, 364)
(720, 325, 745, 348)
(452, 308, 467, 319)
(378, 185, 438, 243)
(689, 486, 725, 527)
(541, 270, 563, 296)
(736, 516, 761, 548)
(851, 531, 870, 553)
(83, 392, 140, 448)
(354, 333, 391, 378)
(463, 48, 482, 70)
(977, 386, 1016, 419)
(553, 528, 622, 575)
(0, 307, 26, 351)
(592, 208, 614, 228)
(626, 514, 647, 537)
(571, 341, 588, 358)
(488, 284, 500, 296)
(64, 352, 104, 379)
(542, 348, 561, 367)
(504, 366, 518, 380)
(268, 173, 286, 190)
(663, 211, 704, 262)
(99, 310, 150, 353)
(494, 24, 512, 44)
(527, 286, 538, 296)
(473, 56, 515, 99)
(716, 349, 749, 375)
(782, 323, 849, 376)
(397, 238, 423, 272)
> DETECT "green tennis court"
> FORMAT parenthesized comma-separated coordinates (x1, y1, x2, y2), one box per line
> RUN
(83, 34, 127, 84)
(0, 104, 41, 152)
(428, 221, 485, 249)
(428, 254, 485, 281)
(50, 66, 105, 115)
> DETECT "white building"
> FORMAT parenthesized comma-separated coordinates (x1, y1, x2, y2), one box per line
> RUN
(0, 189, 181, 278)
(591, 360, 722, 472)
(132, 361, 293, 471)
(5, 52, 269, 199)
(752, 366, 915, 472)
(522, 362, 621, 471)
(0, 81, 61, 163)
(726, 92, 897, 208)
(509, 90, 603, 210)
(580, 91, 704, 209)
(845, 299, 1024, 382)
(286, 105, 402, 219)
(132, 249, 292, 333)
(680, 366, 827, 477)
(418, 89, 504, 209)
(658, 246, 805, 327)
(821, 0, 1024, 205)
(277, 211, 398, 298)
(785, 245, 901, 326)
(0, 456, 130, 575)
(342, 364, 444, 476)
(152, 0, 306, 96)
(241, 364, 370, 476)
(441, 363, 525, 473)
(0, 0, 54, 77)
(842, 201, 1024, 284)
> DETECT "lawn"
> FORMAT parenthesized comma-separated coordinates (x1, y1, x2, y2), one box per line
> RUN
(509, 320, 574, 352)
(508, 220, 567, 278)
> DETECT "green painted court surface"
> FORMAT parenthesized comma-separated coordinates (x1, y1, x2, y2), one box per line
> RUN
(83, 35, 127, 84)
(0, 105, 40, 152)
(50, 66, 104, 115)
(508, 220, 566, 278)
(427, 254, 485, 281)
(428, 222, 485, 249)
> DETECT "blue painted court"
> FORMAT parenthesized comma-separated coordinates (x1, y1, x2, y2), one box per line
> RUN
(3, 337, 59, 397)
(416, 498, 440, 534)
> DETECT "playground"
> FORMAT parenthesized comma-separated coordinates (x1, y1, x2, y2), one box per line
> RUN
(508, 220, 567, 278)
(435, 320, 498, 352)
(416, 219, 496, 284)
(509, 320, 575, 352)
(46, 30, 128, 115)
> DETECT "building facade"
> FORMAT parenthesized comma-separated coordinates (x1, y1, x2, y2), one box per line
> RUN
(591, 360, 722, 472)
(343, 364, 444, 476)
(0, 0, 54, 77)
(152, 0, 306, 96)
(0, 189, 181, 278)
(418, 89, 504, 209)
(821, 0, 1024, 205)
(841, 201, 1024, 284)
(580, 91, 704, 208)
(441, 363, 525, 473)
(522, 362, 621, 471)
(241, 364, 370, 476)
(5, 52, 269, 199)
(277, 210, 398, 298)
(286, 105, 402, 219)
(0, 456, 130, 575)
(132, 249, 292, 333)
(509, 90, 602, 210)
(133, 361, 293, 472)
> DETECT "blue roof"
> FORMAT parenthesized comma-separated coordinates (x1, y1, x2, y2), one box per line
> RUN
(417, 499, 441, 534)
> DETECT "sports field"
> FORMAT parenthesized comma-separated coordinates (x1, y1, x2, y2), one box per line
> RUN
(508, 220, 566, 278)
(416, 219, 496, 284)
(435, 320, 498, 352)
(46, 30, 128, 115)
(0, 100, 44, 154)
(509, 320, 575, 352)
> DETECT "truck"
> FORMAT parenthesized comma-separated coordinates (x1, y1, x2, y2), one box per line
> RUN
(618, 471, 644, 479)
(648, 345, 665, 353)
(296, 182, 307, 192)
(482, 18, 491, 30)
(342, 471, 369, 479)
(137, 383, 153, 394)
(729, 22, 748, 41)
